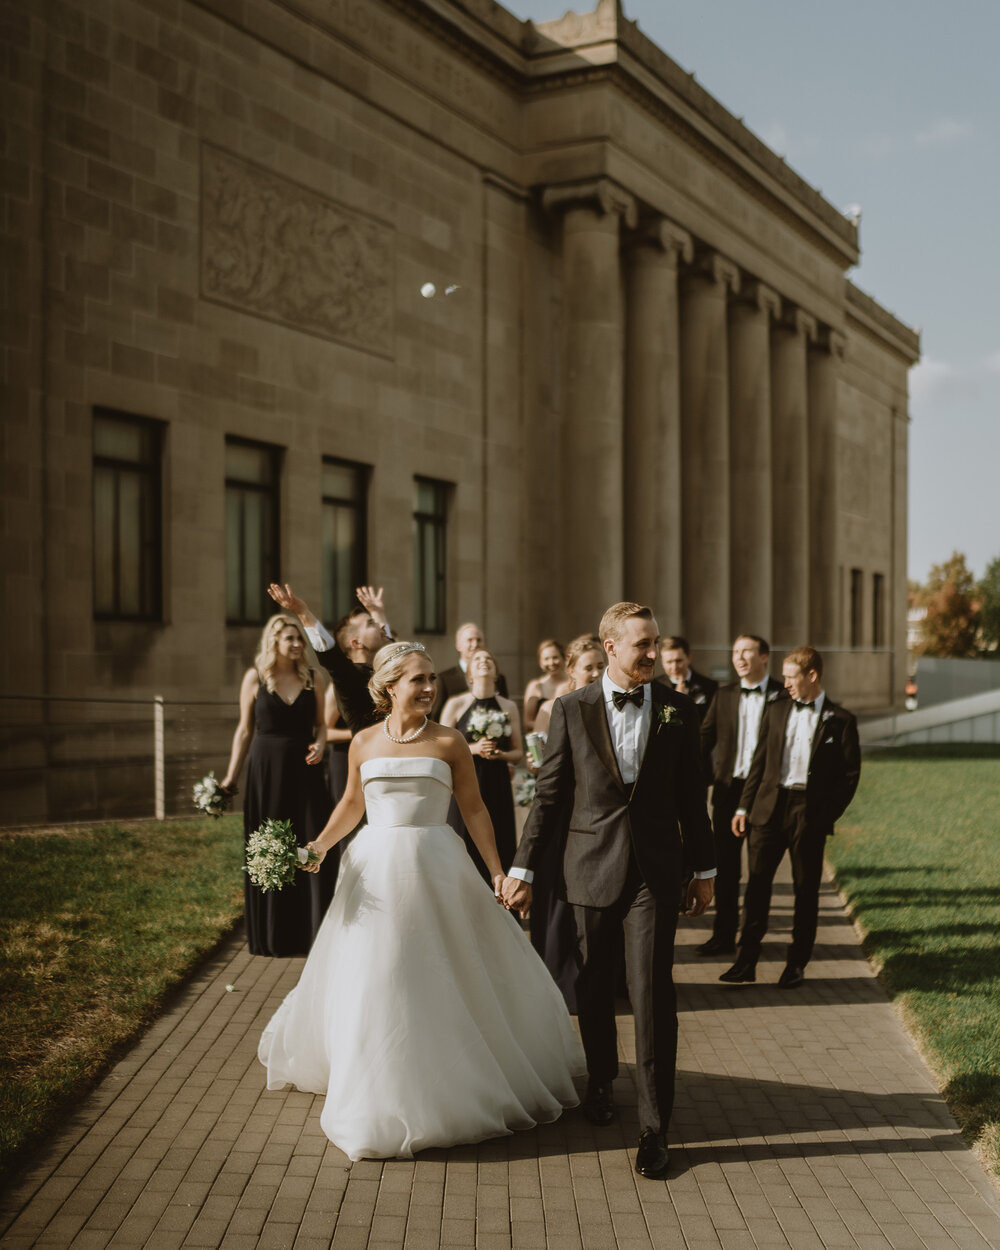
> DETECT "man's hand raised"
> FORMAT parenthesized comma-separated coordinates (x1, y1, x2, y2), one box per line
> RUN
(356, 586, 391, 638)
(268, 583, 317, 628)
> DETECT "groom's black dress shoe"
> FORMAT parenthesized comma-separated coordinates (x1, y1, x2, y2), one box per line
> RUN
(719, 960, 756, 984)
(635, 1130, 668, 1179)
(582, 1082, 616, 1126)
(778, 963, 805, 989)
(698, 935, 736, 956)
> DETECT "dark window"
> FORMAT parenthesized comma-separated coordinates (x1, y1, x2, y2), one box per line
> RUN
(872, 572, 885, 648)
(226, 437, 280, 625)
(850, 568, 864, 648)
(322, 458, 369, 626)
(413, 477, 449, 634)
(93, 409, 162, 620)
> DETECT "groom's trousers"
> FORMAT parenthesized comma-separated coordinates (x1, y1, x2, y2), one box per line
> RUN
(573, 852, 679, 1136)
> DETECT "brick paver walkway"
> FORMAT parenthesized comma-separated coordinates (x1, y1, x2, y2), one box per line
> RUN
(3, 858, 1000, 1249)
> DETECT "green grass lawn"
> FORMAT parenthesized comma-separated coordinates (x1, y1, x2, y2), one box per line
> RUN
(827, 744, 1000, 1178)
(0, 816, 245, 1180)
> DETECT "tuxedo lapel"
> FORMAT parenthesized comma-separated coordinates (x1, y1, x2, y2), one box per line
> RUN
(580, 682, 625, 790)
(809, 699, 838, 763)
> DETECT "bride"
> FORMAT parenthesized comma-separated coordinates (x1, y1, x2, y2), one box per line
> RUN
(258, 640, 585, 1161)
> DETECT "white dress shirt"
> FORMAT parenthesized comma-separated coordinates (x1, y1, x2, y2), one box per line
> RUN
(305, 621, 335, 653)
(779, 690, 825, 788)
(602, 670, 651, 785)
(733, 676, 770, 780)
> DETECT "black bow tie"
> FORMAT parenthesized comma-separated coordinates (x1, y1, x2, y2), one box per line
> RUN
(740, 685, 763, 697)
(612, 688, 644, 711)
(794, 699, 815, 711)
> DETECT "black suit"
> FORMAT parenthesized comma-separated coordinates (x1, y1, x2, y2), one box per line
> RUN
(655, 668, 718, 723)
(315, 645, 378, 734)
(737, 694, 860, 968)
(700, 679, 788, 941)
(514, 679, 714, 1135)
(431, 663, 508, 720)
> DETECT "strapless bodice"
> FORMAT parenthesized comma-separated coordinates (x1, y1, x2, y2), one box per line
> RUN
(360, 756, 453, 827)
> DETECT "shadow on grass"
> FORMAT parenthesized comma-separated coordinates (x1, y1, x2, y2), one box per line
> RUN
(835, 882, 1000, 907)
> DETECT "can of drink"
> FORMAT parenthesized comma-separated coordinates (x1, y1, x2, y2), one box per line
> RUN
(525, 731, 546, 769)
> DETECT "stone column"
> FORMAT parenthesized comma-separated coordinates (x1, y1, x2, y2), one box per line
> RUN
(541, 179, 636, 637)
(807, 328, 846, 647)
(728, 280, 780, 641)
(770, 305, 817, 650)
(624, 217, 692, 620)
(679, 252, 739, 658)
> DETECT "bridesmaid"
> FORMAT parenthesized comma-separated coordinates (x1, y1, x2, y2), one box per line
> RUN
(220, 614, 335, 956)
(441, 649, 523, 878)
(533, 634, 604, 736)
(528, 633, 606, 1011)
(522, 639, 570, 732)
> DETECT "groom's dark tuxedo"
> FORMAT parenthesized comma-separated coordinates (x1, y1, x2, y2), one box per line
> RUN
(513, 677, 714, 1136)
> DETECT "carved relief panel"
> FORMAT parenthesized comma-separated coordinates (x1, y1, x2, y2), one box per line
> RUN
(201, 145, 394, 357)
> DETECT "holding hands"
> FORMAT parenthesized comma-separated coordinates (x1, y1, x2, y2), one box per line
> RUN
(500, 876, 532, 914)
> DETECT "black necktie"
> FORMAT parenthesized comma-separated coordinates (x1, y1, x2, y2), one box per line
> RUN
(794, 699, 815, 711)
(740, 686, 762, 697)
(612, 688, 644, 711)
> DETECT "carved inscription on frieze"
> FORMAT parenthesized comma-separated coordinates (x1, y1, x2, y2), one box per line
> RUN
(201, 145, 394, 357)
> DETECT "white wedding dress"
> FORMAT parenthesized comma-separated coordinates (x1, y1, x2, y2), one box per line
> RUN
(258, 756, 585, 1160)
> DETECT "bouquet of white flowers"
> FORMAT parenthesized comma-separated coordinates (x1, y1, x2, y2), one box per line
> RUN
(513, 768, 536, 807)
(193, 771, 233, 819)
(244, 818, 319, 893)
(466, 705, 510, 742)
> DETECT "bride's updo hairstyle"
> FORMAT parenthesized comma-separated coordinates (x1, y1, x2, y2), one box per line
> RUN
(369, 641, 429, 716)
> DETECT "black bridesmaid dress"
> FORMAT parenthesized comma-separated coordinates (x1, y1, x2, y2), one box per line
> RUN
(451, 695, 517, 880)
(243, 681, 336, 956)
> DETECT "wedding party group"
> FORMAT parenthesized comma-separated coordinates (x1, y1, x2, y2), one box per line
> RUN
(212, 582, 861, 1179)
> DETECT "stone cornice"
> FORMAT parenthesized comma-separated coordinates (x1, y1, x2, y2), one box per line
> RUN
(345, 0, 860, 267)
(846, 281, 920, 364)
(541, 177, 638, 228)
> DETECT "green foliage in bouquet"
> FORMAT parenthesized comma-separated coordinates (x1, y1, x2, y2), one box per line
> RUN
(244, 818, 318, 893)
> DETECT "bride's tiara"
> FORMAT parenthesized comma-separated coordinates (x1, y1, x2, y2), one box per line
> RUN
(378, 641, 427, 665)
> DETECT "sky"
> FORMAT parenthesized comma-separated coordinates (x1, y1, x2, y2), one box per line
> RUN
(506, 0, 1000, 583)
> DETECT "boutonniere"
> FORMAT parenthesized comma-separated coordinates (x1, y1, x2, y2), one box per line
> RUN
(821, 709, 834, 723)
(767, 690, 781, 703)
(694, 693, 706, 704)
(657, 704, 682, 730)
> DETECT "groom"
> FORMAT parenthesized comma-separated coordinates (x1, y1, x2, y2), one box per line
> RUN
(503, 602, 715, 1179)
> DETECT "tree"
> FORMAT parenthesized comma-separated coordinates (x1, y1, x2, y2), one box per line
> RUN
(915, 551, 980, 658)
(978, 555, 1000, 655)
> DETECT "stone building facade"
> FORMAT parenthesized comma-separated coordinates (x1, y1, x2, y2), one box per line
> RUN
(1, 0, 919, 821)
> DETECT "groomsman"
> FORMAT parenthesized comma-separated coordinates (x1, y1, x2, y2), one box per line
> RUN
(267, 584, 392, 733)
(655, 636, 717, 723)
(720, 645, 860, 988)
(431, 621, 508, 719)
(503, 603, 715, 1179)
(698, 635, 787, 955)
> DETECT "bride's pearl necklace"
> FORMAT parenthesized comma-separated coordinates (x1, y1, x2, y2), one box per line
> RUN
(383, 715, 429, 744)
